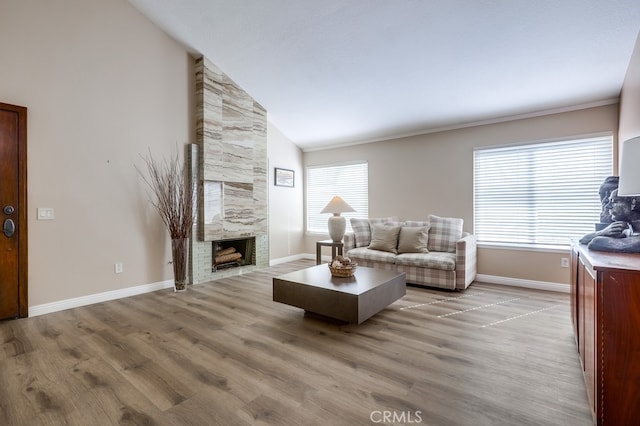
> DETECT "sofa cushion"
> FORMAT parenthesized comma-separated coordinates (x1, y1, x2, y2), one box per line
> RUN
(347, 247, 398, 263)
(383, 221, 404, 227)
(427, 215, 463, 253)
(369, 224, 401, 254)
(370, 216, 399, 227)
(397, 226, 430, 254)
(404, 220, 429, 228)
(350, 218, 372, 248)
(395, 252, 456, 271)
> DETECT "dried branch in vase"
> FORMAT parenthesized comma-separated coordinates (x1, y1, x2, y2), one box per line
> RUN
(136, 146, 196, 240)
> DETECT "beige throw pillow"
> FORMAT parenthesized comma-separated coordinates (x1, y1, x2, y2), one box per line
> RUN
(397, 226, 430, 254)
(368, 224, 401, 254)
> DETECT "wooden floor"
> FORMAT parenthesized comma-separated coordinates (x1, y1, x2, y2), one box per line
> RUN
(0, 260, 592, 425)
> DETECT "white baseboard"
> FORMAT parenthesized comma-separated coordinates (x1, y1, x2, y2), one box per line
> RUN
(31, 254, 317, 317)
(271, 252, 354, 266)
(29, 279, 174, 317)
(476, 274, 569, 293)
(270, 253, 314, 266)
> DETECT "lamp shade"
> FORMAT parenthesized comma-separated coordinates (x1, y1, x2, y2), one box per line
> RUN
(618, 136, 640, 196)
(320, 196, 356, 214)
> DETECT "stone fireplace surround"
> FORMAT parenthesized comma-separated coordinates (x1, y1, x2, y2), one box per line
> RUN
(188, 145, 269, 285)
(189, 56, 269, 284)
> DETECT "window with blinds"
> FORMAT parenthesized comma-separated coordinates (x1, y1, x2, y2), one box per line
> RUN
(473, 135, 613, 247)
(306, 162, 368, 234)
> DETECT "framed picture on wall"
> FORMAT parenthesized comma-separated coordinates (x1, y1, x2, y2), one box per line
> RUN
(274, 168, 294, 187)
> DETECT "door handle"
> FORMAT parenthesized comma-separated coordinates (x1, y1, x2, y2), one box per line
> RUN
(3, 219, 15, 237)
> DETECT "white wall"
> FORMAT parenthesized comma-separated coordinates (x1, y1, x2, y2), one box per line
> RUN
(267, 121, 305, 261)
(0, 0, 194, 306)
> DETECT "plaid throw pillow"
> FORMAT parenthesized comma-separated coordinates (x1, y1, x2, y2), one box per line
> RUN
(350, 218, 372, 247)
(427, 215, 463, 253)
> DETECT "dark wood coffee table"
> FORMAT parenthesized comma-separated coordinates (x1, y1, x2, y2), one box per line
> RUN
(273, 264, 406, 324)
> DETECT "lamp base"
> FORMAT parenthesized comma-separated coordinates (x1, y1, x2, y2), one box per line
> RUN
(327, 215, 346, 242)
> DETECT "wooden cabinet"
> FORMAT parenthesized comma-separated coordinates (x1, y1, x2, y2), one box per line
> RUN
(570, 242, 640, 425)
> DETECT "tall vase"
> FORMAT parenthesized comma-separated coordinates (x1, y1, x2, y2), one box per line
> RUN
(171, 238, 189, 292)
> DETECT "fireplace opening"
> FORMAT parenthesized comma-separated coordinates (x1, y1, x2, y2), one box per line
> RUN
(212, 237, 256, 271)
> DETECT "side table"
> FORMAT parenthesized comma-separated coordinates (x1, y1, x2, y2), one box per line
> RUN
(316, 240, 344, 265)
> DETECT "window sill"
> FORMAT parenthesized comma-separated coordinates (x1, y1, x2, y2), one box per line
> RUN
(306, 231, 328, 237)
(478, 242, 570, 254)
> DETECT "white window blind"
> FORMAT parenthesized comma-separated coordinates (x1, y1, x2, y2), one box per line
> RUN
(474, 135, 613, 247)
(306, 162, 368, 234)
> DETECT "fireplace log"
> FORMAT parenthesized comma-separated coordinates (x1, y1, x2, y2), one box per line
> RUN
(215, 252, 242, 265)
(216, 247, 237, 257)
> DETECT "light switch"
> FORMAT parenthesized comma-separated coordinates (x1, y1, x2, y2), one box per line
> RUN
(37, 208, 55, 220)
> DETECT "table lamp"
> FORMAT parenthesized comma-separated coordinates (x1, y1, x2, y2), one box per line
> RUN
(320, 196, 356, 242)
(618, 135, 640, 235)
(618, 135, 640, 196)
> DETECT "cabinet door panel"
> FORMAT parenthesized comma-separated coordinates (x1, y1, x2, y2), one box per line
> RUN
(583, 263, 596, 414)
(600, 270, 640, 425)
(570, 247, 579, 345)
(577, 260, 586, 369)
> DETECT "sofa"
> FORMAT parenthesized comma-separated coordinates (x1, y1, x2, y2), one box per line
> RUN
(342, 215, 477, 290)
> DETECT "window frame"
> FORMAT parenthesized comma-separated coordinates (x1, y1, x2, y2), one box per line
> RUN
(473, 134, 614, 249)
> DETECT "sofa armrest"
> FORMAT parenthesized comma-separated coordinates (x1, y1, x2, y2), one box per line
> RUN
(455, 232, 477, 290)
(343, 232, 356, 252)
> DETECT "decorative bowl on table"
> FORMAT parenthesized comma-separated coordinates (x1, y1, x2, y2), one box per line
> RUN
(328, 256, 357, 277)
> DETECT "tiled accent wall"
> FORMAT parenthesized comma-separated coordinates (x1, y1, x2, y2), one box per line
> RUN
(195, 56, 268, 241)
(190, 55, 269, 284)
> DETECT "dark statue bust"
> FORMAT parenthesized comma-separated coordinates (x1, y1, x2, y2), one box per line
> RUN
(598, 176, 619, 224)
(581, 183, 640, 253)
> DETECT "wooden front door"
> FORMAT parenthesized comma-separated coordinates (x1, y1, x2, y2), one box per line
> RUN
(0, 102, 28, 319)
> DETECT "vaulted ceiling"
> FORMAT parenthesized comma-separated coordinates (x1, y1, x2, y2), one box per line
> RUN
(128, 0, 640, 150)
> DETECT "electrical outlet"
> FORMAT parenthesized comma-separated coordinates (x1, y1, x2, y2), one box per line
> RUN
(114, 262, 123, 274)
(560, 258, 569, 268)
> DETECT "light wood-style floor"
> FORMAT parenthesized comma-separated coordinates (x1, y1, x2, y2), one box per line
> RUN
(0, 260, 592, 426)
